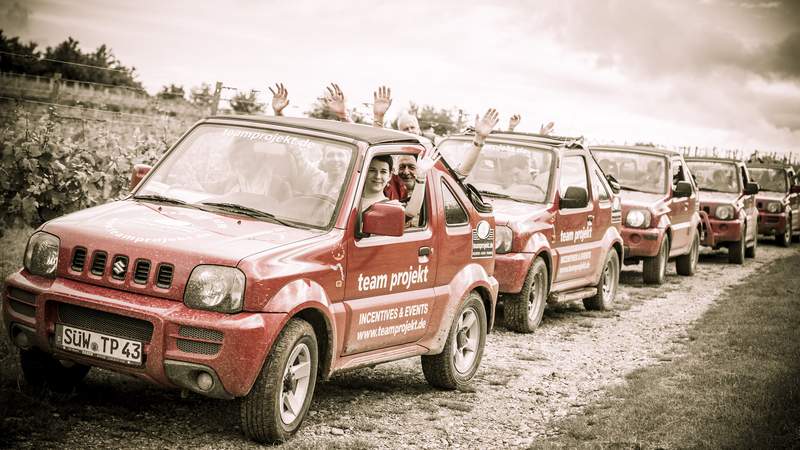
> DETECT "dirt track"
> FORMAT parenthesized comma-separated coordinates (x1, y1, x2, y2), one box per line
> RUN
(2, 242, 798, 449)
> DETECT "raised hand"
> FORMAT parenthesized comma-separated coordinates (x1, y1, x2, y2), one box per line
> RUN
(539, 121, 555, 136)
(508, 114, 521, 132)
(323, 83, 348, 120)
(268, 82, 289, 116)
(373, 85, 392, 126)
(415, 148, 442, 181)
(474, 108, 500, 142)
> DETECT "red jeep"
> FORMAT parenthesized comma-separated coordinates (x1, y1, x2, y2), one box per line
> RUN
(3, 116, 498, 443)
(747, 163, 800, 246)
(591, 146, 702, 284)
(439, 132, 623, 333)
(685, 157, 760, 263)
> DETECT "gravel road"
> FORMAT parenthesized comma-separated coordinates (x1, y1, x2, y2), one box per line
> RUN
(3, 243, 797, 449)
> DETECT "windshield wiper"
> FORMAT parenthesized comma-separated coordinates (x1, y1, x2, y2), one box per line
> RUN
(199, 202, 296, 227)
(133, 194, 189, 205)
(478, 190, 511, 199)
(698, 187, 730, 193)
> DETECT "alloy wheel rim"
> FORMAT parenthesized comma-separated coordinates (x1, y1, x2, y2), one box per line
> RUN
(527, 269, 546, 321)
(280, 343, 311, 425)
(453, 308, 479, 374)
(602, 261, 614, 301)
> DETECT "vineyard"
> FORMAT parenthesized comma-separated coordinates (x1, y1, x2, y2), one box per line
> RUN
(0, 100, 194, 233)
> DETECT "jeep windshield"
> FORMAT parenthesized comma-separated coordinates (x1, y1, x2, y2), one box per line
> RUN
(748, 167, 787, 193)
(593, 150, 667, 195)
(686, 161, 741, 194)
(136, 124, 354, 228)
(439, 139, 554, 203)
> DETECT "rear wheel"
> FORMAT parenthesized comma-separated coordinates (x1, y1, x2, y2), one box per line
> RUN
(728, 230, 745, 264)
(20, 349, 90, 393)
(676, 231, 700, 276)
(643, 236, 669, 285)
(777, 215, 792, 247)
(583, 250, 620, 311)
(422, 292, 487, 390)
(503, 258, 549, 333)
(241, 318, 318, 444)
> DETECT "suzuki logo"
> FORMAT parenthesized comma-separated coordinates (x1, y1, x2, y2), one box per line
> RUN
(112, 257, 127, 276)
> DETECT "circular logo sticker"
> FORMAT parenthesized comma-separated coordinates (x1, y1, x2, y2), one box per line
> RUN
(476, 220, 491, 240)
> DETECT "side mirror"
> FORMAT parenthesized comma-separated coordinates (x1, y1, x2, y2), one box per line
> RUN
(130, 164, 152, 191)
(362, 202, 405, 237)
(744, 182, 759, 196)
(673, 181, 693, 198)
(791, 184, 800, 194)
(605, 174, 621, 194)
(560, 186, 589, 209)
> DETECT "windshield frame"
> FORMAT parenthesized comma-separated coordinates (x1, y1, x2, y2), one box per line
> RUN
(133, 122, 360, 231)
(438, 136, 558, 204)
(685, 160, 742, 194)
(591, 149, 669, 195)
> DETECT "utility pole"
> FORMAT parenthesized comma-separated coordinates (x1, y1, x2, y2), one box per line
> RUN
(210, 81, 223, 116)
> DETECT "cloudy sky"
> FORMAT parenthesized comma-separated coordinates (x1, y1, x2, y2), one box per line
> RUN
(2, 0, 799, 155)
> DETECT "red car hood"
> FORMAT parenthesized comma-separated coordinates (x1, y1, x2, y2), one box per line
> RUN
(755, 191, 787, 202)
(698, 191, 740, 205)
(619, 190, 667, 210)
(487, 198, 552, 231)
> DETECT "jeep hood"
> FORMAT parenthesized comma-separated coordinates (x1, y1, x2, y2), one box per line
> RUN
(45, 200, 322, 265)
(755, 191, 787, 202)
(618, 190, 667, 209)
(488, 198, 551, 226)
(698, 191, 740, 205)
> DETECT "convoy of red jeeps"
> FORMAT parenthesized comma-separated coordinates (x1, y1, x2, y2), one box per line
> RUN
(3, 116, 799, 443)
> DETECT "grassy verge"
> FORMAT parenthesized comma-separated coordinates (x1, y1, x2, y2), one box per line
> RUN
(541, 251, 800, 449)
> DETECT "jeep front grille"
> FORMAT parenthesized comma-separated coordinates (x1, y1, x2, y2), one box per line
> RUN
(133, 260, 150, 284)
(177, 339, 221, 355)
(156, 264, 174, 289)
(57, 303, 153, 343)
(90, 251, 107, 276)
(71, 247, 87, 272)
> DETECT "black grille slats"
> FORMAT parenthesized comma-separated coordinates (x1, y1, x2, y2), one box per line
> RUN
(57, 303, 153, 343)
(179, 326, 223, 342)
(71, 247, 87, 272)
(177, 339, 221, 355)
(177, 326, 224, 355)
(156, 264, 174, 289)
(133, 260, 151, 284)
(90, 251, 107, 276)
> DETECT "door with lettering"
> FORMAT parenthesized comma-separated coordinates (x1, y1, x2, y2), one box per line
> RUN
(668, 157, 695, 252)
(342, 149, 438, 355)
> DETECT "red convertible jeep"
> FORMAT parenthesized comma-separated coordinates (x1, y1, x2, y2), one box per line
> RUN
(439, 132, 623, 333)
(747, 163, 800, 246)
(685, 157, 760, 264)
(3, 116, 498, 443)
(592, 146, 702, 284)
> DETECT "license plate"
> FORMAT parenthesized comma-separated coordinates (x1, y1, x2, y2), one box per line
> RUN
(55, 324, 143, 366)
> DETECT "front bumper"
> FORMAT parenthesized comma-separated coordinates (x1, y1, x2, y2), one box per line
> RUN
(757, 212, 787, 235)
(704, 218, 744, 245)
(3, 271, 285, 398)
(621, 227, 663, 258)
(494, 252, 535, 294)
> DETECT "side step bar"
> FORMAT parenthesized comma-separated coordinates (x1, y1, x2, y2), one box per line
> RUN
(548, 287, 598, 304)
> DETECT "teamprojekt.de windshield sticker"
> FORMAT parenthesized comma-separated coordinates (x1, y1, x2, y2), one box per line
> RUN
(223, 128, 314, 149)
(472, 220, 494, 259)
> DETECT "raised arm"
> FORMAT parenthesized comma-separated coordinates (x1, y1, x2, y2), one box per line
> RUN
(404, 148, 441, 219)
(323, 83, 351, 123)
(454, 108, 499, 177)
(269, 83, 289, 116)
(539, 121, 555, 136)
(508, 114, 521, 132)
(372, 85, 392, 127)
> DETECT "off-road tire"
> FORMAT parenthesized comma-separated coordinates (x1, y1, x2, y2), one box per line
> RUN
(643, 236, 669, 285)
(241, 318, 318, 444)
(422, 292, 486, 390)
(728, 230, 746, 264)
(745, 227, 757, 258)
(676, 230, 700, 276)
(583, 250, 620, 311)
(503, 258, 549, 333)
(777, 215, 792, 247)
(20, 348, 90, 393)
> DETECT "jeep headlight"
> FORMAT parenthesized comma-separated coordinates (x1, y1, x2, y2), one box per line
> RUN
(625, 209, 651, 228)
(23, 232, 60, 278)
(766, 201, 781, 213)
(715, 205, 735, 220)
(184, 265, 245, 313)
(495, 226, 513, 254)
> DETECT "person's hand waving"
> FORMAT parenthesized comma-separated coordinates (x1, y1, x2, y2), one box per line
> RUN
(474, 108, 500, 143)
(323, 83, 348, 121)
(373, 85, 392, 126)
(269, 83, 289, 116)
(539, 121, 555, 136)
(414, 148, 442, 182)
(508, 114, 521, 132)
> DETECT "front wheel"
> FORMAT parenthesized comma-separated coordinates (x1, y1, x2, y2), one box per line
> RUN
(643, 235, 669, 284)
(422, 292, 487, 390)
(241, 318, 318, 444)
(503, 258, 549, 333)
(676, 231, 699, 276)
(728, 230, 745, 264)
(777, 216, 792, 247)
(583, 250, 620, 311)
(20, 349, 90, 393)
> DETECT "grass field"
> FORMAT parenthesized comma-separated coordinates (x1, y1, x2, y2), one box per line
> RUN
(543, 251, 800, 449)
